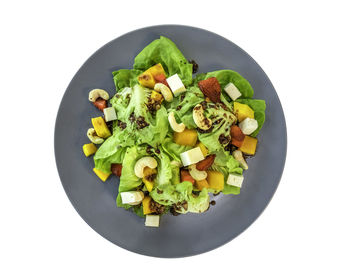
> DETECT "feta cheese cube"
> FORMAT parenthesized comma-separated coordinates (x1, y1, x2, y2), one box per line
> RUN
(227, 173, 244, 188)
(224, 82, 242, 101)
(145, 215, 160, 227)
(166, 74, 186, 96)
(120, 191, 144, 205)
(103, 107, 117, 122)
(180, 147, 205, 167)
(239, 118, 258, 135)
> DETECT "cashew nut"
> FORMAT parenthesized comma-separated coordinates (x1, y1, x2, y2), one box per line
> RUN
(134, 157, 158, 178)
(154, 83, 173, 102)
(168, 112, 185, 132)
(193, 104, 212, 130)
(233, 150, 248, 170)
(189, 164, 207, 181)
(89, 89, 109, 102)
(87, 128, 104, 144)
(170, 160, 182, 167)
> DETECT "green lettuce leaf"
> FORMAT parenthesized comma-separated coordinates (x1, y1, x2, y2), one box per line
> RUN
(94, 138, 127, 173)
(197, 103, 236, 153)
(116, 145, 148, 209)
(110, 85, 169, 147)
(150, 181, 210, 214)
(168, 86, 205, 129)
(112, 69, 142, 92)
(194, 70, 254, 98)
(236, 99, 266, 137)
(133, 36, 193, 86)
(161, 136, 192, 162)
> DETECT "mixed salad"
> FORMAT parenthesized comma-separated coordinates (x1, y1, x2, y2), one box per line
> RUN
(82, 37, 266, 227)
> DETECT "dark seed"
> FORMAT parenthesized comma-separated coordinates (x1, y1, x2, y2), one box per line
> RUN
(189, 60, 199, 73)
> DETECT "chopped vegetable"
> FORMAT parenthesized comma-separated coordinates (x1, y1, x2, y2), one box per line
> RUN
(207, 170, 224, 191)
(195, 179, 209, 191)
(198, 77, 221, 103)
(196, 154, 216, 171)
(148, 63, 166, 76)
(138, 70, 156, 88)
(93, 98, 107, 111)
(154, 73, 169, 88)
(82, 143, 97, 157)
(111, 163, 122, 176)
(142, 167, 157, 192)
(233, 102, 254, 122)
(142, 196, 154, 215)
(93, 168, 110, 182)
(232, 138, 244, 148)
(181, 170, 195, 184)
(91, 117, 111, 138)
(230, 125, 245, 141)
(174, 128, 198, 146)
(150, 90, 164, 104)
(196, 142, 208, 157)
(239, 136, 258, 155)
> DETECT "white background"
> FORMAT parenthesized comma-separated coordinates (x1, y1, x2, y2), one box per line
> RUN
(1, 0, 349, 271)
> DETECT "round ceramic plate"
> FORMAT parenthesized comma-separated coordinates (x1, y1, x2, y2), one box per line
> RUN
(55, 25, 287, 258)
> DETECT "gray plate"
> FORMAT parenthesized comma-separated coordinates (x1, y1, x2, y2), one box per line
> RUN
(55, 25, 287, 258)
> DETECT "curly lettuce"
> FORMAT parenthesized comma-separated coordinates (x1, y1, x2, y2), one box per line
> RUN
(133, 36, 193, 86)
(109, 85, 169, 147)
(197, 103, 236, 153)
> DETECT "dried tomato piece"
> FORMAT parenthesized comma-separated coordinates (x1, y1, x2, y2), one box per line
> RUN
(93, 98, 107, 111)
(198, 77, 221, 103)
(111, 164, 122, 176)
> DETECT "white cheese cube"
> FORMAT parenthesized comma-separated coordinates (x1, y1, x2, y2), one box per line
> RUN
(166, 74, 186, 96)
(224, 82, 242, 101)
(145, 215, 160, 227)
(180, 147, 205, 167)
(120, 191, 144, 205)
(103, 107, 117, 122)
(227, 173, 244, 188)
(239, 118, 258, 135)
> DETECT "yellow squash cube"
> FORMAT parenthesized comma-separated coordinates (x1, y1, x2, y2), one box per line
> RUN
(174, 129, 198, 146)
(147, 63, 166, 77)
(91, 117, 111, 138)
(151, 91, 164, 103)
(234, 102, 254, 122)
(196, 142, 208, 157)
(82, 143, 97, 157)
(93, 168, 110, 182)
(239, 136, 258, 155)
(138, 70, 156, 88)
(207, 171, 224, 191)
(195, 179, 209, 191)
(142, 167, 157, 192)
(143, 180, 154, 192)
(142, 196, 154, 215)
